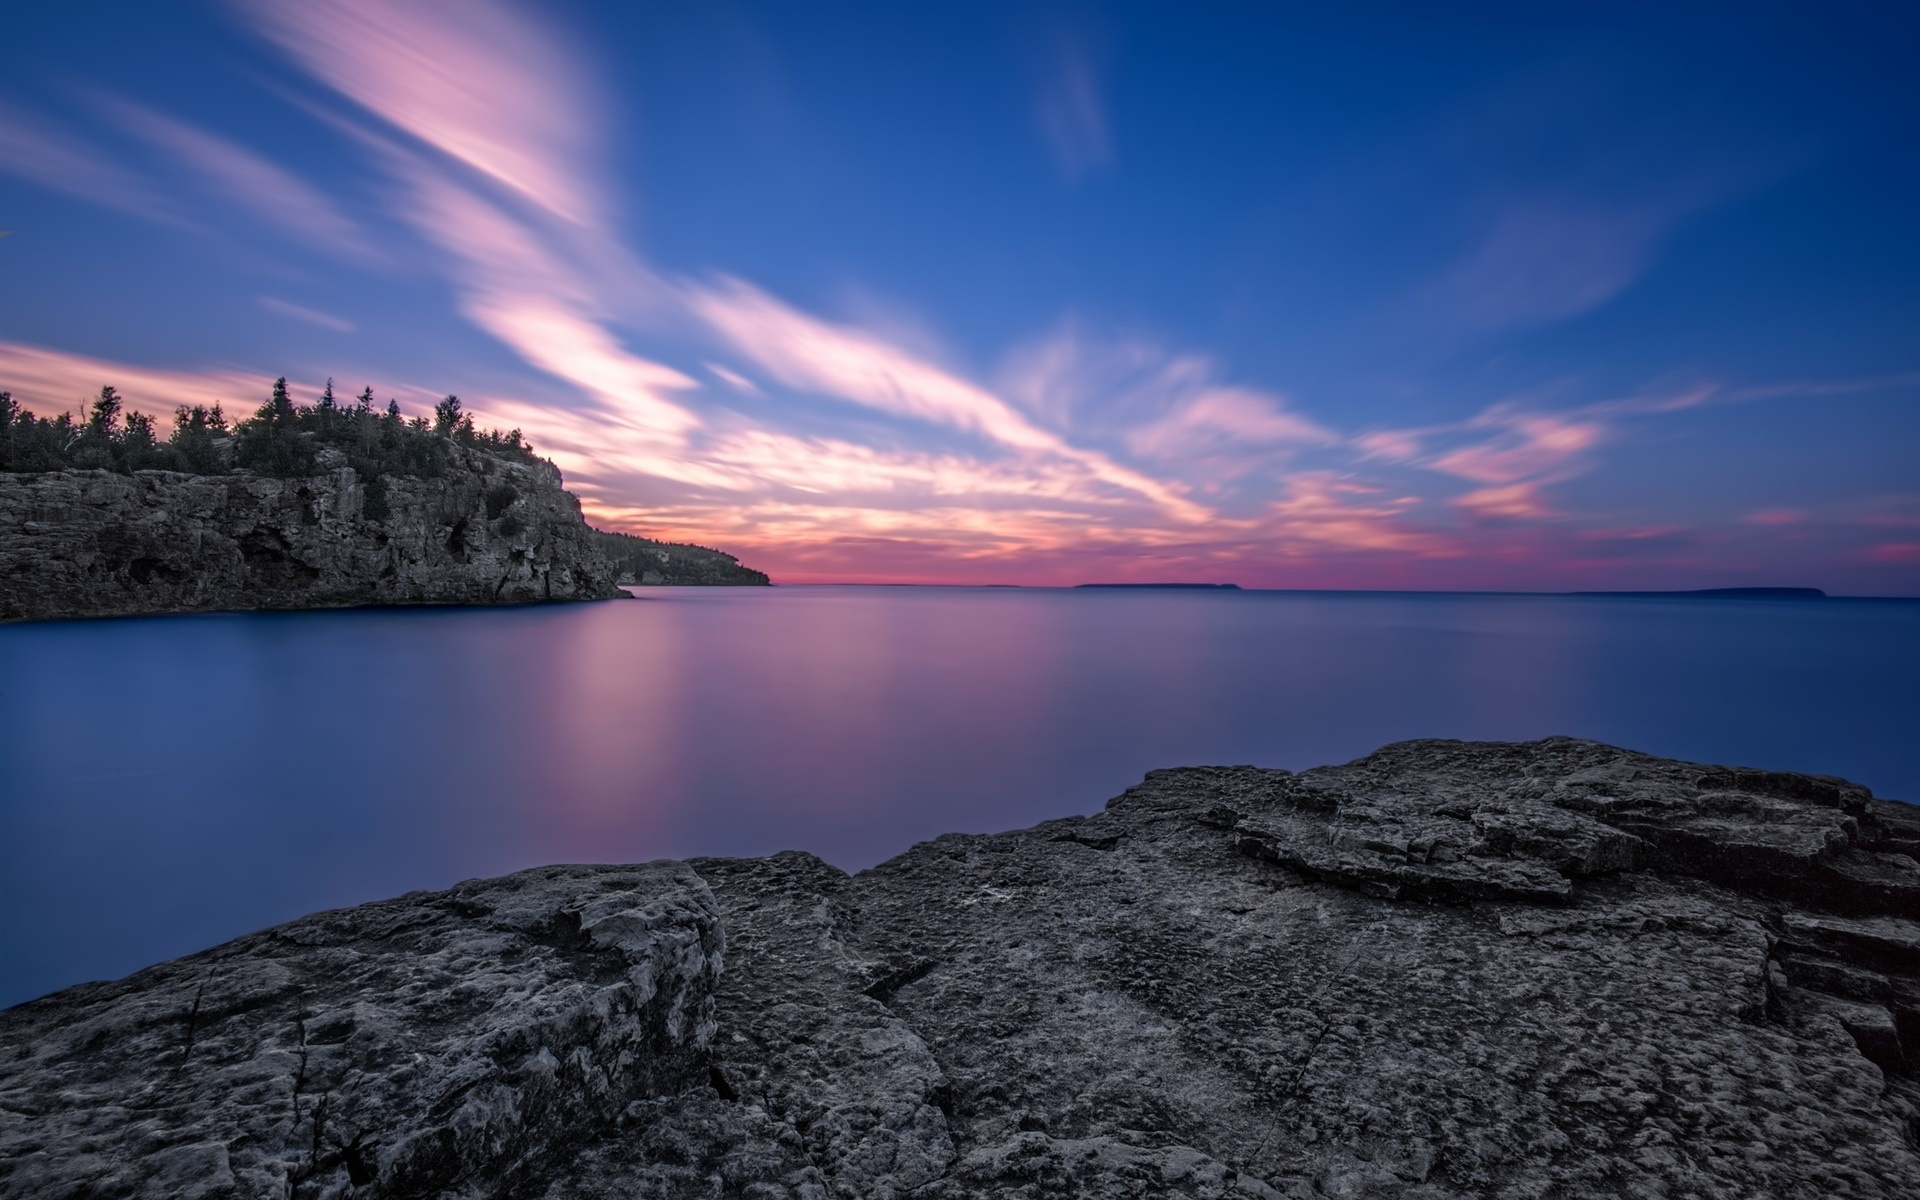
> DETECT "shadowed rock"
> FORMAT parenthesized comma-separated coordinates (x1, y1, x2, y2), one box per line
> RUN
(0, 448, 623, 622)
(4, 738, 1919, 1197)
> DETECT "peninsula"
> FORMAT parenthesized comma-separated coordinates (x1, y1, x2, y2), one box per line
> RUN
(4, 738, 1916, 1197)
(0, 382, 768, 622)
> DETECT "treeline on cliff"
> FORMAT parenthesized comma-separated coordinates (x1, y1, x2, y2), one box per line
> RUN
(1, 379, 540, 520)
(0, 379, 538, 479)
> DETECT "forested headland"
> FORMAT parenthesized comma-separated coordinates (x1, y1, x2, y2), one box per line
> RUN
(1, 378, 768, 588)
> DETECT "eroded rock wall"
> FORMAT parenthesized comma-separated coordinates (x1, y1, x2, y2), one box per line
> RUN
(4, 739, 1920, 1198)
(0, 449, 623, 621)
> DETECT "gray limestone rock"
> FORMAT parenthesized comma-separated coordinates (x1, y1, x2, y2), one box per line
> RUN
(0, 448, 624, 622)
(0, 863, 721, 1199)
(5, 738, 1919, 1198)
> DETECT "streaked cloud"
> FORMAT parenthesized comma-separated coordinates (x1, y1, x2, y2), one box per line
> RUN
(258, 296, 355, 333)
(686, 279, 1210, 521)
(1429, 412, 1603, 486)
(101, 98, 374, 261)
(0, 103, 179, 225)
(241, 0, 602, 224)
(1127, 387, 1336, 462)
(1033, 34, 1114, 181)
(0, 340, 270, 422)
(1453, 482, 1554, 521)
(1423, 198, 1676, 333)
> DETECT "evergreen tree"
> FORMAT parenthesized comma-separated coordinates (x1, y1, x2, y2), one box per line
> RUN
(73, 386, 123, 470)
(433, 395, 462, 436)
(235, 378, 314, 476)
(2, 374, 541, 478)
(87, 386, 123, 437)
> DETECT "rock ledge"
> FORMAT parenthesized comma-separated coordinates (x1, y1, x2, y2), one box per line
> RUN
(5, 738, 1919, 1198)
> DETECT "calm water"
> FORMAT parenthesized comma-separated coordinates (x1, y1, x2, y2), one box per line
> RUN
(2, 586, 1916, 1007)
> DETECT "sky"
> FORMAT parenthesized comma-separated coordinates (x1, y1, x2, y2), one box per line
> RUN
(1, 1, 1915, 591)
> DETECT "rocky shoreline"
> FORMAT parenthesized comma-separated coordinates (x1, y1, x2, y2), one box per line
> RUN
(4, 738, 1919, 1197)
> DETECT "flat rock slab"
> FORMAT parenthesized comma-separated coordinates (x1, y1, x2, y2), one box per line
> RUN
(5, 738, 1920, 1198)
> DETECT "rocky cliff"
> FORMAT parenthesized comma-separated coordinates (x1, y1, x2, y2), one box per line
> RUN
(0, 448, 624, 621)
(591, 529, 771, 587)
(4, 738, 1919, 1198)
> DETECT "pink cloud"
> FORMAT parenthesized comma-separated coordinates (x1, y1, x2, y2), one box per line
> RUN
(1353, 429, 1426, 462)
(1453, 482, 1553, 521)
(1863, 543, 1920, 564)
(686, 279, 1210, 522)
(241, 0, 602, 224)
(1259, 474, 1454, 555)
(0, 341, 272, 423)
(1126, 387, 1335, 461)
(1743, 508, 1807, 526)
(1429, 413, 1602, 485)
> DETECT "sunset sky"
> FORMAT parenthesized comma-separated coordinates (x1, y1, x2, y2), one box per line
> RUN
(2, 1, 1915, 590)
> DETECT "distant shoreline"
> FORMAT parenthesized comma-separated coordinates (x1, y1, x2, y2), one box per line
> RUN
(764, 583, 1916, 600)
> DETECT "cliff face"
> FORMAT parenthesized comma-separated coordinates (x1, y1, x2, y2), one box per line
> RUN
(4, 739, 1919, 1198)
(0, 448, 624, 621)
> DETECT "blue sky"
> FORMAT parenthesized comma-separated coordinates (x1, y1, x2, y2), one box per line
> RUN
(2, 1, 1915, 589)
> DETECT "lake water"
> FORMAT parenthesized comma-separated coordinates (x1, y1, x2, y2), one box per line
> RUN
(3, 586, 1916, 1007)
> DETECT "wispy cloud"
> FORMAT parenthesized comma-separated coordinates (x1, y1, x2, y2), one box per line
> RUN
(0, 103, 179, 224)
(231, 0, 1229, 544)
(242, 0, 602, 224)
(258, 296, 355, 333)
(101, 98, 374, 261)
(0, 340, 270, 421)
(1033, 34, 1113, 181)
(686, 279, 1210, 521)
(1000, 326, 1335, 495)
(1423, 197, 1680, 333)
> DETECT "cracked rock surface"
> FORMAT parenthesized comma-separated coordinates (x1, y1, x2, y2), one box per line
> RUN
(0, 448, 622, 622)
(6, 738, 1920, 1197)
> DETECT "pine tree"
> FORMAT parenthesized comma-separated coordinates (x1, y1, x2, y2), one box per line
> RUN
(87, 386, 123, 438)
(433, 395, 463, 436)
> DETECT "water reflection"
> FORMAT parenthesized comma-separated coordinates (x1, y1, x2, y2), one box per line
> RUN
(2, 587, 1915, 1005)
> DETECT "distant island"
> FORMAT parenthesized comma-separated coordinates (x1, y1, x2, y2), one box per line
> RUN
(1571, 587, 1827, 599)
(1076, 582, 1243, 590)
(0, 381, 768, 622)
